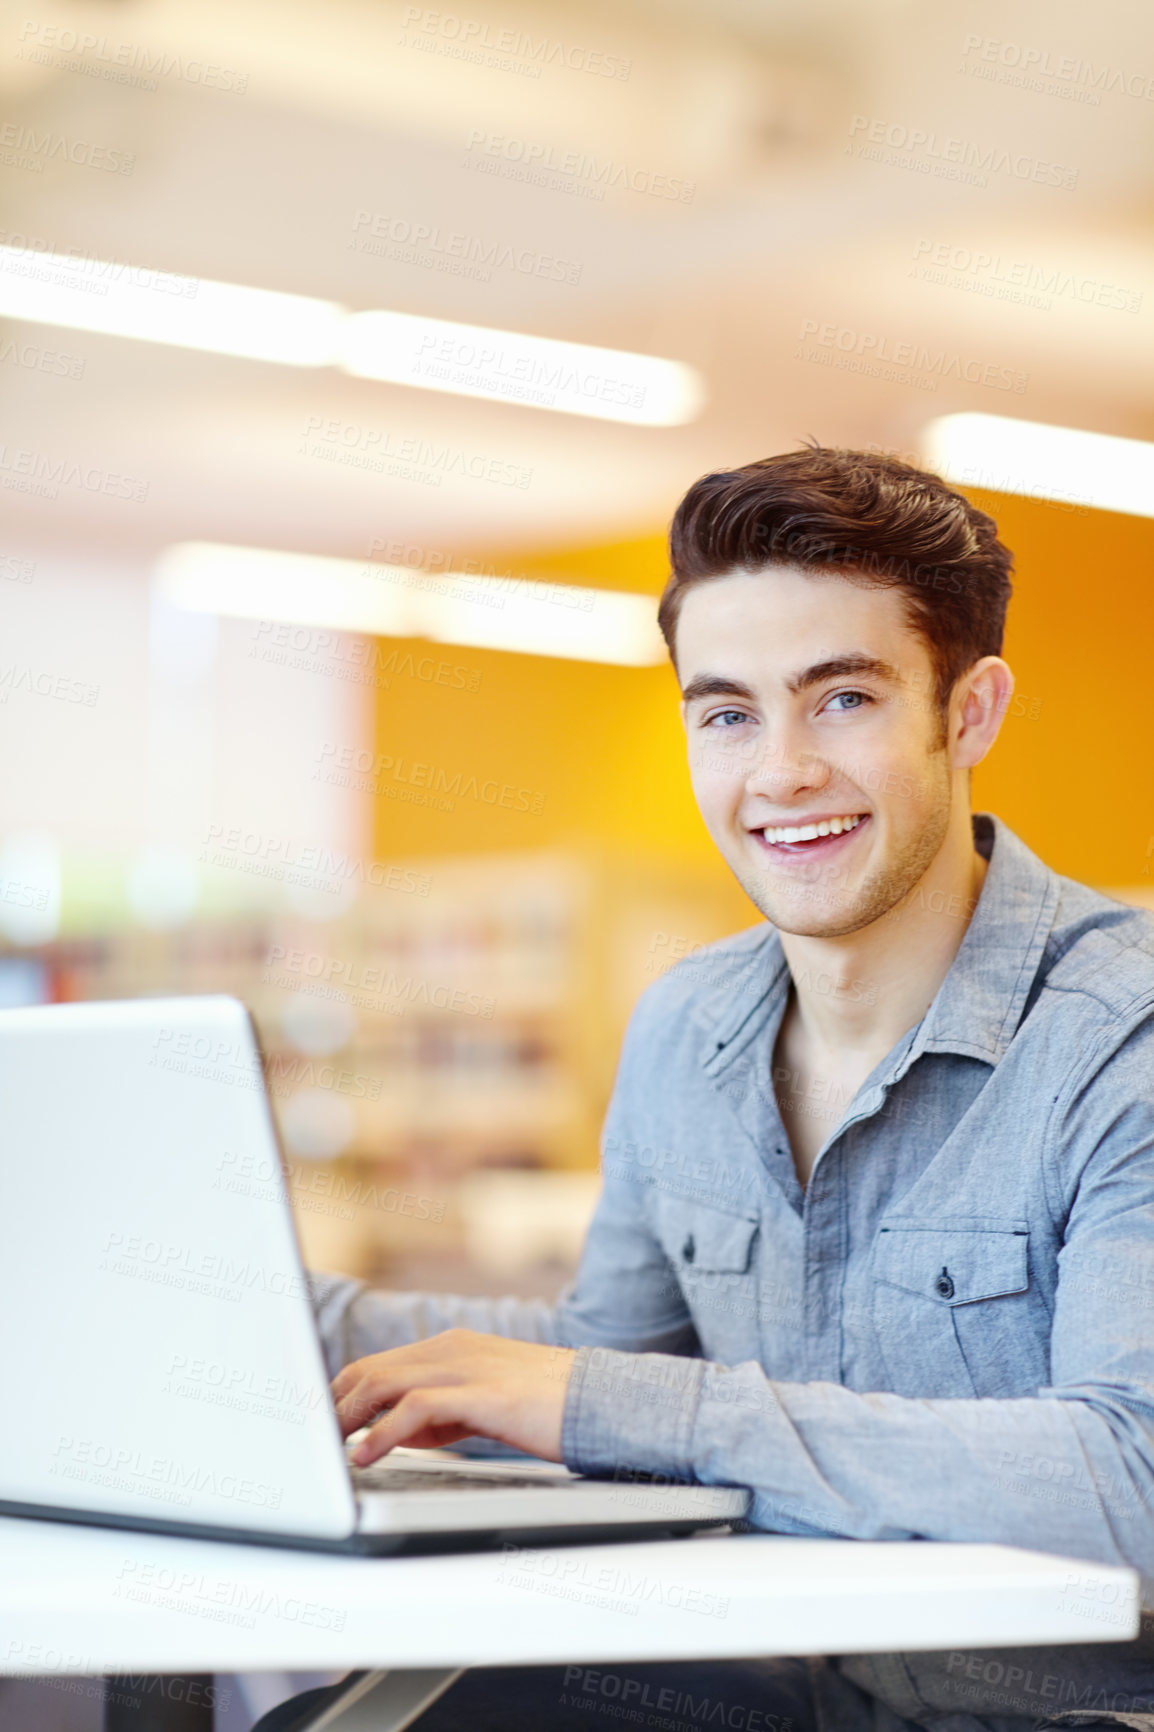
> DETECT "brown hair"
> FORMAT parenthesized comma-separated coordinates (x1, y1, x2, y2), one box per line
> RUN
(660, 444, 1013, 729)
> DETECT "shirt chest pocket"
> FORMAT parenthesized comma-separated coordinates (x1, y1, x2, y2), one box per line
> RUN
(652, 1194, 761, 1359)
(654, 1194, 760, 1274)
(872, 1218, 1033, 1399)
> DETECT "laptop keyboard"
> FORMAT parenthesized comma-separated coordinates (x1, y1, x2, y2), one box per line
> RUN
(352, 1464, 563, 1493)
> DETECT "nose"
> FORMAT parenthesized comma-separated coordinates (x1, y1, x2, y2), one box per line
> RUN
(743, 723, 829, 799)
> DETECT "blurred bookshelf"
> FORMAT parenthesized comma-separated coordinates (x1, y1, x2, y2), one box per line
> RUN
(0, 847, 757, 1294)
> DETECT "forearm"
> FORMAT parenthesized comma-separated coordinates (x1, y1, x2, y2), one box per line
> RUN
(562, 1348, 1154, 1578)
(307, 1270, 565, 1378)
(306, 1158, 704, 1379)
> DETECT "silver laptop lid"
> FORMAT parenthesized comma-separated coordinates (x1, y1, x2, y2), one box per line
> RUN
(0, 995, 358, 1540)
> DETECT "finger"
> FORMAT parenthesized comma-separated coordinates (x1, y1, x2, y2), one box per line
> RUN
(333, 1356, 471, 1434)
(351, 1388, 485, 1464)
(331, 1348, 412, 1405)
(370, 1419, 476, 1453)
(331, 1330, 494, 1414)
(331, 1372, 389, 1435)
(331, 1329, 481, 1402)
(330, 1340, 430, 1404)
(334, 1367, 419, 1436)
(330, 1362, 362, 1404)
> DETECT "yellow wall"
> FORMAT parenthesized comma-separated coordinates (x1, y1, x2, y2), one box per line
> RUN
(371, 504, 1154, 891)
(967, 491, 1154, 888)
(369, 533, 721, 862)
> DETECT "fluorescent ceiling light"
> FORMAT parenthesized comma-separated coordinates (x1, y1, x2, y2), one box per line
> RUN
(340, 309, 703, 427)
(0, 247, 343, 366)
(155, 543, 667, 667)
(0, 247, 704, 424)
(922, 413, 1154, 519)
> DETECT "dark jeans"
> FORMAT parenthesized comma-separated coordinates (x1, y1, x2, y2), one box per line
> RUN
(250, 1657, 817, 1731)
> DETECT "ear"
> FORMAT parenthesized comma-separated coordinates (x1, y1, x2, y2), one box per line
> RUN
(952, 657, 1015, 769)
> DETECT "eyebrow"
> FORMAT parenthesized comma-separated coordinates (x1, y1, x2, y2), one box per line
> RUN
(679, 651, 901, 706)
(680, 654, 902, 707)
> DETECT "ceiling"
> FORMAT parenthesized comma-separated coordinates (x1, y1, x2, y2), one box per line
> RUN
(2, 0, 1152, 567)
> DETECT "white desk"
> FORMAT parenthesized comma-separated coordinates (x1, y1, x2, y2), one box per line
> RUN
(0, 1514, 1139, 1728)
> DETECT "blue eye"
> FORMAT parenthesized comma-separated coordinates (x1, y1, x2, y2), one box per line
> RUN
(709, 710, 749, 727)
(825, 690, 873, 712)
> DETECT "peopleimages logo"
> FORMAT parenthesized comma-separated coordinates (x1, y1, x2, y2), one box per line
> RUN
(796, 318, 1028, 393)
(404, 323, 648, 414)
(16, 21, 249, 92)
(499, 1545, 730, 1619)
(298, 414, 534, 489)
(910, 239, 1142, 314)
(314, 742, 547, 816)
(0, 664, 100, 705)
(113, 1560, 346, 1632)
(266, 945, 495, 1018)
(0, 122, 134, 174)
(959, 34, 1154, 102)
(846, 115, 1078, 189)
(249, 620, 484, 694)
(464, 129, 695, 203)
(398, 8, 631, 81)
(0, 337, 85, 379)
(199, 823, 431, 896)
(0, 232, 199, 299)
(50, 1435, 283, 1510)
(349, 210, 582, 286)
(0, 445, 148, 502)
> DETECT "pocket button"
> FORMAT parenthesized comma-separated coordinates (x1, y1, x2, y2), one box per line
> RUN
(682, 1234, 696, 1264)
(934, 1267, 955, 1300)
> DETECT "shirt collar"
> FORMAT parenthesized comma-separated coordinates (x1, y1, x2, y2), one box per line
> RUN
(697, 812, 1061, 1074)
(909, 811, 1061, 1068)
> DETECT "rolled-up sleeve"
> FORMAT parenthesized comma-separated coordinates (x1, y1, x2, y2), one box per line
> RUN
(306, 1270, 567, 1379)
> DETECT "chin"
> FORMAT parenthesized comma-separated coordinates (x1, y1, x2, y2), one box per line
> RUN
(740, 864, 891, 937)
(773, 907, 877, 939)
(764, 896, 871, 939)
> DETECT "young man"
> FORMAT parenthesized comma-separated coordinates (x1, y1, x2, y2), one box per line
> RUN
(286, 449, 1154, 1730)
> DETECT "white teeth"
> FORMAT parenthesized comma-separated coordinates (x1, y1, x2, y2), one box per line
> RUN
(761, 814, 864, 845)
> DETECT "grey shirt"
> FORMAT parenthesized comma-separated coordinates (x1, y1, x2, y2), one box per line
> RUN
(311, 813, 1154, 1729)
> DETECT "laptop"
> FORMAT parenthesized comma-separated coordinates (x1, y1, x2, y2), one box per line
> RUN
(0, 995, 750, 1552)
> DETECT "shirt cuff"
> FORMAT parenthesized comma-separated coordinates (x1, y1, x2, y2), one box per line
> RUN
(305, 1269, 365, 1379)
(561, 1344, 706, 1479)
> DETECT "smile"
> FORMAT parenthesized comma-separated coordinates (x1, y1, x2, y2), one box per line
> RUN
(760, 814, 867, 846)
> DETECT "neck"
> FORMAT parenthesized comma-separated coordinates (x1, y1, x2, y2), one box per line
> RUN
(777, 806, 988, 1067)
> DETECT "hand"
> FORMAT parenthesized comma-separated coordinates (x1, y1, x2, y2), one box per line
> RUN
(330, 1330, 578, 1466)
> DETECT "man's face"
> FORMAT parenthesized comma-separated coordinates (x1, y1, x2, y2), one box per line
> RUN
(677, 566, 959, 939)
